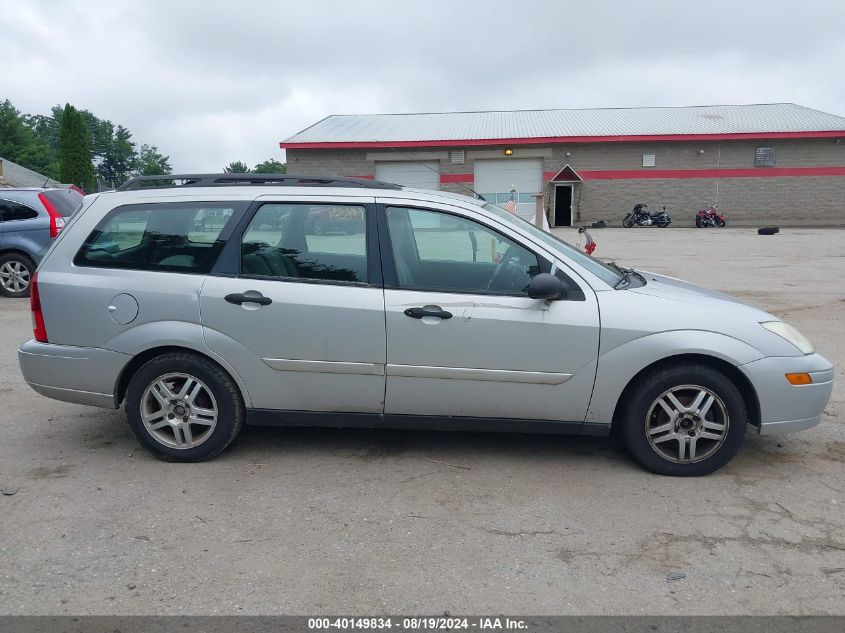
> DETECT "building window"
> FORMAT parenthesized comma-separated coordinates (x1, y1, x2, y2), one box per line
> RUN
(642, 154, 656, 167)
(755, 147, 776, 167)
(449, 150, 465, 164)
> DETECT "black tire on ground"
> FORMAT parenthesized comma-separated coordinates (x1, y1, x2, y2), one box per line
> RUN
(758, 226, 780, 235)
(657, 222, 670, 228)
(622, 214, 634, 228)
(716, 219, 726, 227)
(620, 362, 747, 476)
(0, 252, 36, 298)
(695, 218, 703, 228)
(125, 352, 244, 462)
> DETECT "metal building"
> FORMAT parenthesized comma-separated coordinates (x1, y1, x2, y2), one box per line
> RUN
(281, 104, 845, 226)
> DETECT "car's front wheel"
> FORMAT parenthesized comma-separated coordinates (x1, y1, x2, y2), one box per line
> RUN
(125, 352, 244, 462)
(0, 253, 35, 298)
(620, 363, 747, 476)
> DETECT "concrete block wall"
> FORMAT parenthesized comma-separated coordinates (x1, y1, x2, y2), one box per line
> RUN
(285, 137, 845, 226)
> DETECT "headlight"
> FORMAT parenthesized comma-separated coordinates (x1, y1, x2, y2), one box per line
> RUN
(761, 321, 815, 354)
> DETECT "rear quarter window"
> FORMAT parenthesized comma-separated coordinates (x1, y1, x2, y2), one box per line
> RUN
(74, 201, 245, 273)
(42, 189, 84, 216)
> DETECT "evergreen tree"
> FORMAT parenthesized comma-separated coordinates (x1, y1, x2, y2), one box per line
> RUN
(99, 125, 136, 186)
(58, 104, 95, 192)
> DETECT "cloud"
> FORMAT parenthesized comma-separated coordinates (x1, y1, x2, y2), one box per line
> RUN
(1, 0, 843, 171)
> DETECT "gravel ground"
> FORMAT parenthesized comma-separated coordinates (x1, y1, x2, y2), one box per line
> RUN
(0, 227, 843, 615)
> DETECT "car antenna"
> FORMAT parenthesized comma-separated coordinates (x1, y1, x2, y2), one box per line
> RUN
(378, 143, 486, 201)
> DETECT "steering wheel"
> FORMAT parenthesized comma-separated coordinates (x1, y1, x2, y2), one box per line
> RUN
(486, 244, 530, 293)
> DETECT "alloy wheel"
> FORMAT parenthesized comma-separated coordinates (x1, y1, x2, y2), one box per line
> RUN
(140, 373, 218, 449)
(644, 384, 729, 463)
(0, 260, 31, 294)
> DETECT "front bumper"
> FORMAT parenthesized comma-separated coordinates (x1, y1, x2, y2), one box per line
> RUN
(739, 352, 834, 434)
(18, 340, 129, 409)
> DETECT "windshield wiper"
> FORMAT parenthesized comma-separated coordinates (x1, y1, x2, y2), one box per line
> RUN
(609, 262, 647, 289)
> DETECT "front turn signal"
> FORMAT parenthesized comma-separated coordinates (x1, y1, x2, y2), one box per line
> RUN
(785, 373, 812, 385)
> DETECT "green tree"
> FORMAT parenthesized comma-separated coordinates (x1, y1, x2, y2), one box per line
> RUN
(78, 109, 114, 160)
(0, 100, 59, 179)
(134, 144, 172, 176)
(58, 104, 95, 192)
(99, 124, 136, 186)
(253, 159, 286, 174)
(224, 160, 250, 173)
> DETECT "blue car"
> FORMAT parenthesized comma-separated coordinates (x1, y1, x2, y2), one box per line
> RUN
(0, 187, 84, 297)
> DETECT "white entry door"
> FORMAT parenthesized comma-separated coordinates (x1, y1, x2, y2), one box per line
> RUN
(375, 161, 440, 191)
(474, 158, 543, 222)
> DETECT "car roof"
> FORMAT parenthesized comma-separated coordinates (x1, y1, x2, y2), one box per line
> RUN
(0, 187, 70, 192)
(96, 183, 488, 207)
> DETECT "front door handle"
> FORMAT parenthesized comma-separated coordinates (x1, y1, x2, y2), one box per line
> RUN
(225, 292, 272, 306)
(404, 305, 452, 320)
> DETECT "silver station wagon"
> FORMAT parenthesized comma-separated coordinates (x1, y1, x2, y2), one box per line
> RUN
(17, 174, 833, 475)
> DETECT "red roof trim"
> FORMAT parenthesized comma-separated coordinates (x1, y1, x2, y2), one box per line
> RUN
(440, 166, 845, 184)
(579, 166, 845, 180)
(441, 173, 474, 183)
(281, 130, 845, 150)
(549, 165, 582, 182)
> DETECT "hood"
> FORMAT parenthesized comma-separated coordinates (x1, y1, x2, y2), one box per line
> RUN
(629, 271, 775, 322)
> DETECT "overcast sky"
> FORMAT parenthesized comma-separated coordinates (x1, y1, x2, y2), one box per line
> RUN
(1, 0, 843, 172)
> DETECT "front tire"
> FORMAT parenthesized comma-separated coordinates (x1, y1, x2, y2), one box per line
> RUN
(0, 253, 35, 298)
(622, 214, 634, 228)
(125, 352, 244, 462)
(620, 363, 747, 476)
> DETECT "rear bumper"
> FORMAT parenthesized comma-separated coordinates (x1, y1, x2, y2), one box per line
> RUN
(739, 352, 834, 434)
(18, 340, 129, 409)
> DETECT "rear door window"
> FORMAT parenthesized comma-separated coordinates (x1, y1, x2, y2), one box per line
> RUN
(0, 200, 38, 222)
(74, 201, 244, 273)
(241, 203, 368, 283)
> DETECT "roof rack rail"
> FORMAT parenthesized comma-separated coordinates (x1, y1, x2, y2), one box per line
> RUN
(117, 173, 403, 191)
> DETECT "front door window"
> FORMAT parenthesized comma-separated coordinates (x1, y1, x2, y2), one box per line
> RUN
(385, 206, 540, 295)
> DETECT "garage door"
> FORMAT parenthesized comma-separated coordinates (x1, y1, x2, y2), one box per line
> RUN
(474, 158, 543, 222)
(375, 161, 440, 191)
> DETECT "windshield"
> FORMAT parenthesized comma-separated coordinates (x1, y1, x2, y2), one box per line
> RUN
(482, 203, 622, 287)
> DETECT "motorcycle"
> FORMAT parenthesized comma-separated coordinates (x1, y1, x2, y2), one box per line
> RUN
(623, 203, 671, 228)
(695, 203, 726, 228)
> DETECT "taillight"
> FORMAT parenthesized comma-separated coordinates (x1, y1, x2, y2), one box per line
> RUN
(38, 192, 65, 238)
(30, 273, 48, 343)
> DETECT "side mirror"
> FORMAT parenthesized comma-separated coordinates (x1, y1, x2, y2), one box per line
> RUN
(527, 273, 566, 301)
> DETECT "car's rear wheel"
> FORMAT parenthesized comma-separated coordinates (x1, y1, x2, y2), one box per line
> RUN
(620, 363, 747, 476)
(0, 253, 35, 298)
(125, 352, 244, 462)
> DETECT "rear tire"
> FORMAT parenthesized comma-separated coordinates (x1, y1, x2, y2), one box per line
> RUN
(620, 363, 747, 476)
(0, 252, 35, 298)
(125, 352, 244, 462)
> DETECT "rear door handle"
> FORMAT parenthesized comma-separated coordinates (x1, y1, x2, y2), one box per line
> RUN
(404, 305, 452, 320)
(225, 292, 272, 306)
